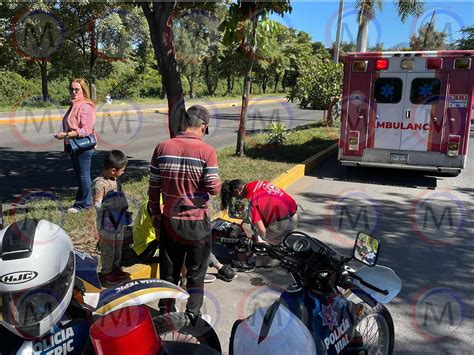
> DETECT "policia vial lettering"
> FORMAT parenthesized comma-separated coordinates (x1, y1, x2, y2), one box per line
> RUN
(31, 327, 75, 354)
(319, 303, 351, 354)
(323, 318, 351, 353)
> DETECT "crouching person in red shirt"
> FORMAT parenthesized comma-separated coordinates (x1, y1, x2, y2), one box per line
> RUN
(221, 180, 299, 246)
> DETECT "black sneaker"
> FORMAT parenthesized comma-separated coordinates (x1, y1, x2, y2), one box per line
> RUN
(217, 265, 237, 282)
(232, 260, 255, 273)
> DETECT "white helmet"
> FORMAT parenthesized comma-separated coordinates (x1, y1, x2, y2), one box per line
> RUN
(0, 219, 75, 339)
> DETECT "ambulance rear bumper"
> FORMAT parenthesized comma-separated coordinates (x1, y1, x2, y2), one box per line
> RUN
(339, 148, 465, 174)
(339, 160, 461, 174)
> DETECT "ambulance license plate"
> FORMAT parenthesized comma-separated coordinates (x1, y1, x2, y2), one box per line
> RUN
(390, 153, 408, 163)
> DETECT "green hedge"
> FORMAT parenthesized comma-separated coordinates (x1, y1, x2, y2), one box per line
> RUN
(0, 71, 35, 108)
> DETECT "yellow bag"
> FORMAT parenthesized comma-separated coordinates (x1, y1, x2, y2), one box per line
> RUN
(132, 200, 158, 256)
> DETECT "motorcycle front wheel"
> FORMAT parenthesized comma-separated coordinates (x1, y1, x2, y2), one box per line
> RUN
(353, 303, 394, 355)
(153, 312, 222, 354)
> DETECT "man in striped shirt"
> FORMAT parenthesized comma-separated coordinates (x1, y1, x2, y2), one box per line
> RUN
(149, 105, 221, 320)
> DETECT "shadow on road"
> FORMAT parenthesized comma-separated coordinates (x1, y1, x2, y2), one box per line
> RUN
(0, 147, 149, 205)
(293, 188, 473, 355)
(215, 113, 320, 124)
(311, 155, 440, 190)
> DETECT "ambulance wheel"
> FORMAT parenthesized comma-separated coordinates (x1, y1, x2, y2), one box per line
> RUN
(153, 312, 222, 354)
(352, 303, 394, 355)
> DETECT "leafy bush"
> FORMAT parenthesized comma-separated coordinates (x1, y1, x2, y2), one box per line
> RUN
(104, 62, 142, 99)
(287, 59, 343, 110)
(265, 121, 289, 145)
(0, 71, 35, 108)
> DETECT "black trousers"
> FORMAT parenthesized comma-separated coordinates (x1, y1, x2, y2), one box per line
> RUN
(159, 215, 211, 316)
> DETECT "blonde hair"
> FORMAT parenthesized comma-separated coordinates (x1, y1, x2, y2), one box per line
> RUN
(69, 78, 90, 99)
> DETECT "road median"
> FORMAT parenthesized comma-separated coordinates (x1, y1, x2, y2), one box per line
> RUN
(0, 97, 288, 126)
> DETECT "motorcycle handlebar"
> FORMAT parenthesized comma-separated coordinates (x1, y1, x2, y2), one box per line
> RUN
(215, 237, 259, 252)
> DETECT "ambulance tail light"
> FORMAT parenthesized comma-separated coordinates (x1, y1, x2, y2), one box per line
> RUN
(427, 58, 442, 70)
(447, 135, 461, 157)
(348, 131, 360, 151)
(375, 59, 389, 70)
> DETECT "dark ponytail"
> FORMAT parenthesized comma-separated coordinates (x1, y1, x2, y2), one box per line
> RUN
(221, 179, 245, 211)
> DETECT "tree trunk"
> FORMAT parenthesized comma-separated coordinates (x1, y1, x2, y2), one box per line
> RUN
(273, 73, 279, 93)
(186, 74, 194, 99)
(39, 60, 49, 102)
(89, 16, 98, 100)
(142, 2, 185, 137)
(236, 15, 258, 156)
(204, 61, 217, 96)
(204, 61, 210, 95)
(226, 72, 232, 95)
(160, 80, 166, 99)
(262, 76, 268, 94)
(356, 12, 371, 52)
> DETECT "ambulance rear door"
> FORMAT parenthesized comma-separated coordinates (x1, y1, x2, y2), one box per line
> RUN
(401, 72, 449, 152)
(373, 73, 406, 150)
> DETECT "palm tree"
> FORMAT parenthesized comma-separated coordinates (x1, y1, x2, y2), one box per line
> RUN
(409, 12, 447, 50)
(355, 0, 424, 52)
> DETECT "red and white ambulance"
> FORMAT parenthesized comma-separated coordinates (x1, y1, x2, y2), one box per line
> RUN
(338, 50, 474, 175)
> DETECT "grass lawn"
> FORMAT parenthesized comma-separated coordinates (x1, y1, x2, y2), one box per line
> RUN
(2, 122, 338, 254)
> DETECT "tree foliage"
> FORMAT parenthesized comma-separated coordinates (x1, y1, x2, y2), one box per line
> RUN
(287, 59, 343, 112)
(0, 0, 322, 118)
(410, 18, 447, 50)
(455, 26, 474, 50)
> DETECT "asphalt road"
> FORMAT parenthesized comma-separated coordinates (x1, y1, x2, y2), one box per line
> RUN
(204, 127, 474, 354)
(0, 97, 322, 204)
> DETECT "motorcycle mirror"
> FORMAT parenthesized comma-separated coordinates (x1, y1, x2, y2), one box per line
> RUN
(353, 232, 380, 267)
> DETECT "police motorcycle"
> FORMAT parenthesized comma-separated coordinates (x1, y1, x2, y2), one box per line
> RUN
(0, 218, 221, 354)
(217, 229, 402, 355)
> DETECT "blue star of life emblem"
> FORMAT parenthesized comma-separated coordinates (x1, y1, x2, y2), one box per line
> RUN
(418, 83, 433, 97)
(319, 304, 338, 329)
(380, 84, 394, 98)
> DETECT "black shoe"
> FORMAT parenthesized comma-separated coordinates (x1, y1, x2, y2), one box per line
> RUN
(232, 260, 255, 273)
(217, 265, 237, 282)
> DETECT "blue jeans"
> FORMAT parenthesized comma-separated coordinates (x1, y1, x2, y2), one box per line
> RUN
(70, 149, 94, 209)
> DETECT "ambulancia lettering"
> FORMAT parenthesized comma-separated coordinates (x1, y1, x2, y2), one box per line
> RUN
(0, 271, 38, 284)
(376, 121, 430, 131)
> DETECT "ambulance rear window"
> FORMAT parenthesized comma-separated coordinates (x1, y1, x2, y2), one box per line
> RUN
(410, 78, 441, 105)
(374, 78, 403, 104)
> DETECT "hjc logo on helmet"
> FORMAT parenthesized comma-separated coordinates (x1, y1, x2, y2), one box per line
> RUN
(0, 271, 38, 284)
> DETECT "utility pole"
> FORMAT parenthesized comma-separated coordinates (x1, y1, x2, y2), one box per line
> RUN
(333, 0, 344, 63)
